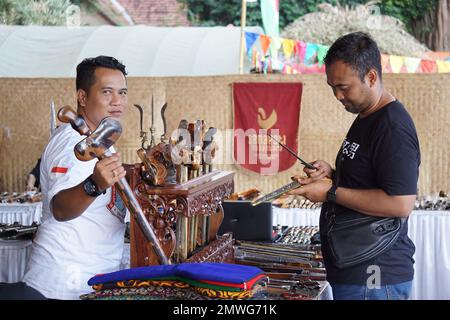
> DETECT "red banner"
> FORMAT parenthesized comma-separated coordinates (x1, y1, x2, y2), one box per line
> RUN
(233, 83, 302, 175)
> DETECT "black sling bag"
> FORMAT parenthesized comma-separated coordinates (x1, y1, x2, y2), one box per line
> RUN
(325, 149, 404, 269)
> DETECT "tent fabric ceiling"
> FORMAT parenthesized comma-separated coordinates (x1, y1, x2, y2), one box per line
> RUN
(0, 25, 263, 77)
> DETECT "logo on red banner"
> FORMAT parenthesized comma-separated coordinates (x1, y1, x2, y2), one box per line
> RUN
(233, 82, 302, 175)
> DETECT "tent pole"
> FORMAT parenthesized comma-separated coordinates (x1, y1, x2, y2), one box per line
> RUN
(239, 0, 247, 74)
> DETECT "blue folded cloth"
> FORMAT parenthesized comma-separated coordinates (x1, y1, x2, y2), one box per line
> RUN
(88, 263, 263, 286)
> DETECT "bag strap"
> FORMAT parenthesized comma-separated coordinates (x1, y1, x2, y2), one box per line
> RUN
(327, 147, 343, 218)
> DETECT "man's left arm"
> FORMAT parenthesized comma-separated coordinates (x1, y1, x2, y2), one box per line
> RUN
(335, 187, 415, 218)
(290, 179, 415, 218)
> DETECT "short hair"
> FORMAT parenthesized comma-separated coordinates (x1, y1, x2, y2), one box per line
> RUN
(76, 56, 127, 93)
(324, 32, 382, 82)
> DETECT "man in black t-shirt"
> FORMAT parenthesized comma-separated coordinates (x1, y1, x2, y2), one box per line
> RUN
(290, 32, 420, 300)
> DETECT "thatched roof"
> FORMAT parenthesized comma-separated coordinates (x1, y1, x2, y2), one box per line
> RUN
(281, 2, 429, 57)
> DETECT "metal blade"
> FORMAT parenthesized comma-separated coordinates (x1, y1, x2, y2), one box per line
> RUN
(267, 133, 317, 170)
(151, 96, 154, 128)
(251, 180, 302, 206)
(50, 99, 56, 135)
(133, 104, 144, 133)
(161, 102, 168, 137)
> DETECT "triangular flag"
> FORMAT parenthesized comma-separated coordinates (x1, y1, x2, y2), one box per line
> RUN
(282, 39, 295, 59)
(245, 32, 259, 55)
(269, 36, 282, 58)
(404, 57, 421, 73)
(436, 60, 450, 73)
(381, 54, 391, 72)
(420, 60, 437, 73)
(305, 43, 318, 65)
(317, 45, 329, 67)
(389, 55, 404, 73)
(260, 34, 271, 55)
(294, 41, 306, 62)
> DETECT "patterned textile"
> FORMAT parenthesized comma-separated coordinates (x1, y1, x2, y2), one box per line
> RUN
(88, 263, 263, 286)
(193, 286, 259, 299)
(92, 275, 269, 293)
(92, 279, 189, 291)
(81, 284, 267, 300)
(80, 286, 210, 300)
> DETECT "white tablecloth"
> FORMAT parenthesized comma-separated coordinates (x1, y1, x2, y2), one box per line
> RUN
(0, 202, 42, 225)
(273, 207, 450, 300)
(0, 239, 32, 283)
(0, 202, 42, 283)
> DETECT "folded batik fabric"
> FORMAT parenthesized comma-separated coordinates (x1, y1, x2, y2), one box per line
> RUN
(80, 284, 267, 300)
(92, 274, 268, 292)
(85, 263, 267, 300)
(88, 263, 264, 287)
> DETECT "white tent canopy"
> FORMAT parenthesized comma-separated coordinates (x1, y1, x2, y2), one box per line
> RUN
(0, 25, 263, 77)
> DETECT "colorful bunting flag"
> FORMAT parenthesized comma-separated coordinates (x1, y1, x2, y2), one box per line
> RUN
(317, 45, 329, 67)
(436, 60, 450, 73)
(294, 41, 306, 62)
(243, 32, 450, 75)
(260, 34, 271, 55)
(269, 36, 282, 58)
(420, 60, 437, 73)
(305, 43, 318, 65)
(404, 57, 421, 73)
(245, 32, 259, 55)
(282, 39, 295, 59)
(389, 55, 404, 73)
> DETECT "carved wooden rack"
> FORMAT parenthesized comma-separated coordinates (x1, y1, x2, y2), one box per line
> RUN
(128, 169, 235, 267)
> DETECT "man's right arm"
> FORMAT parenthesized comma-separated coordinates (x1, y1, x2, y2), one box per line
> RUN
(51, 153, 126, 222)
(51, 183, 98, 221)
(293, 160, 333, 185)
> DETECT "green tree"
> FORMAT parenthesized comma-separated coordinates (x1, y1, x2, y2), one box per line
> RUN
(380, 0, 438, 33)
(178, 0, 373, 28)
(0, 0, 72, 25)
(178, 0, 437, 34)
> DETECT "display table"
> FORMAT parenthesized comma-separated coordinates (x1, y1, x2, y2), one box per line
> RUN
(0, 202, 42, 283)
(273, 207, 450, 300)
(0, 239, 32, 283)
(0, 202, 42, 225)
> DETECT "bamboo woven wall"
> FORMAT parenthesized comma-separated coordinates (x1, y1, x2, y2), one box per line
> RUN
(0, 74, 448, 196)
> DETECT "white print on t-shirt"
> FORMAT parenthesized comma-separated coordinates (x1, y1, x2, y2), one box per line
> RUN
(342, 139, 360, 160)
(107, 185, 127, 223)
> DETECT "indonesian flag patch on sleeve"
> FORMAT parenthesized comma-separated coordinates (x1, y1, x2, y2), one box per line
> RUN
(51, 167, 68, 174)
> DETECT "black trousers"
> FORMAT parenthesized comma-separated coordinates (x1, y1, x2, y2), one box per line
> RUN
(0, 282, 47, 300)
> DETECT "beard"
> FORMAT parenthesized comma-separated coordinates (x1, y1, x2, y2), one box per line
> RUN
(344, 104, 360, 114)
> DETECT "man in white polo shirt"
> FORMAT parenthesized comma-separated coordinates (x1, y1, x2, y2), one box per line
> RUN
(23, 56, 129, 299)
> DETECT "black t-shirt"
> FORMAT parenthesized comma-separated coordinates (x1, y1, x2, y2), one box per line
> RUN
(320, 100, 420, 285)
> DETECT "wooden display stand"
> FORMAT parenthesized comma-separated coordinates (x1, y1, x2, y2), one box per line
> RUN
(128, 168, 235, 267)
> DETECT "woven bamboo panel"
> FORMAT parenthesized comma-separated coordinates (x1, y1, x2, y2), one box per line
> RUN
(0, 74, 448, 196)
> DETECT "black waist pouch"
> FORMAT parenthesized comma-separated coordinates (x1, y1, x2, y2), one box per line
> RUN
(326, 212, 404, 269)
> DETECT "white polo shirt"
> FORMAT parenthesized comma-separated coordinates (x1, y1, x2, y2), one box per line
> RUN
(23, 123, 126, 300)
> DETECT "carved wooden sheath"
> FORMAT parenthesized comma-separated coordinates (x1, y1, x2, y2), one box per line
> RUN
(129, 170, 234, 267)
